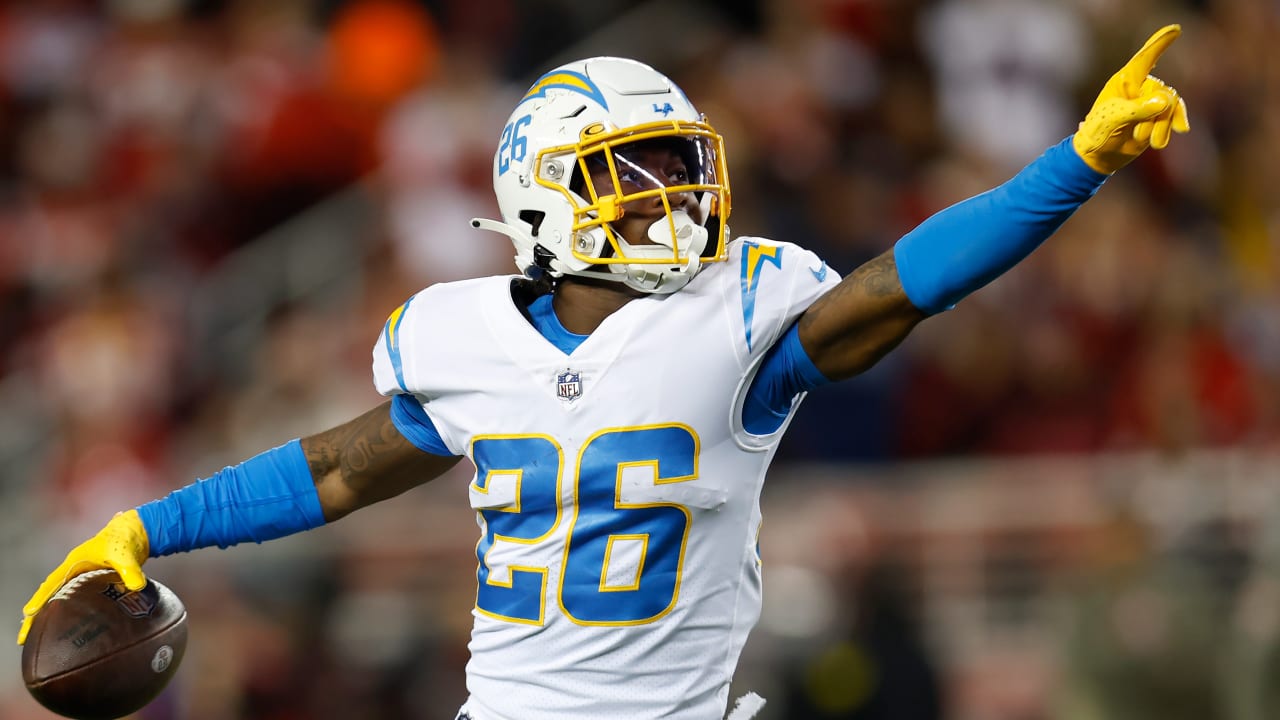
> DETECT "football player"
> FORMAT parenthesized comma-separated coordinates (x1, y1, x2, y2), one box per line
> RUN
(18, 25, 1188, 720)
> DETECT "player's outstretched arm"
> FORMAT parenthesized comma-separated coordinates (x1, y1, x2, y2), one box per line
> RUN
(797, 25, 1189, 382)
(18, 401, 459, 644)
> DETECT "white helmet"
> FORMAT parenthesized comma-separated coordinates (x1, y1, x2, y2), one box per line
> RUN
(471, 57, 731, 294)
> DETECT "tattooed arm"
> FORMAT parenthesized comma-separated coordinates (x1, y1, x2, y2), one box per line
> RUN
(797, 248, 926, 382)
(17, 401, 459, 642)
(304, 401, 462, 521)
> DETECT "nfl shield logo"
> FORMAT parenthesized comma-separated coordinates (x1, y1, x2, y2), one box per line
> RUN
(556, 369, 582, 402)
(102, 582, 156, 618)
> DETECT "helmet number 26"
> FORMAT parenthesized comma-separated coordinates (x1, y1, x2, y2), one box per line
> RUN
(497, 114, 533, 176)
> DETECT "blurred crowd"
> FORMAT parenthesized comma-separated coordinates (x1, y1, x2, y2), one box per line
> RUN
(0, 0, 1276, 718)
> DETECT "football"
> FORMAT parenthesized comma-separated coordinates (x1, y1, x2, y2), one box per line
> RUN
(21, 570, 188, 720)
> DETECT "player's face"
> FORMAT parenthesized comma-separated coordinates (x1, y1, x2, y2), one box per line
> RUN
(583, 139, 706, 245)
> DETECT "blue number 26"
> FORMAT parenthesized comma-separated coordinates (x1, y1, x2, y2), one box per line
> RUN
(472, 425, 698, 626)
(496, 114, 532, 176)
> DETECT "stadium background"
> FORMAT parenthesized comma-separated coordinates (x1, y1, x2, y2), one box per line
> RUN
(0, 0, 1275, 718)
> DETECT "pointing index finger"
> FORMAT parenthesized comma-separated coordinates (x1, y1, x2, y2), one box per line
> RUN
(1121, 24, 1182, 96)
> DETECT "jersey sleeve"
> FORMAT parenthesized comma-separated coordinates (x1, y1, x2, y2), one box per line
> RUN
(729, 237, 842, 366)
(372, 291, 427, 397)
(371, 289, 462, 457)
(723, 238, 840, 449)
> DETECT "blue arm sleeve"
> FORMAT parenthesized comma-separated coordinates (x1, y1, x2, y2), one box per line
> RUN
(135, 439, 327, 557)
(389, 393, 456, 456)
(743, 323, 831, 435)
(893, 137, 1108, 315)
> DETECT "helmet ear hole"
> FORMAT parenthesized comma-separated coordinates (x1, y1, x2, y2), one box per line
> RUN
(519, 210, 546, 237)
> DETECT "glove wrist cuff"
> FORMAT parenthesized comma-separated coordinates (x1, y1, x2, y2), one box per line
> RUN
(1071, 131, 1120, 175)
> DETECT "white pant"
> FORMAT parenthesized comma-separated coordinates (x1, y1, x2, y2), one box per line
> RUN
(453, 692, 765, 720)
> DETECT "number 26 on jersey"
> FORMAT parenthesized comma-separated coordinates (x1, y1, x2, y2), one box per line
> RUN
(471, 424, 699, 627)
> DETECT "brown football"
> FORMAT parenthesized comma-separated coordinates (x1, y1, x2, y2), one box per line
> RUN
(21, 570, 187, 720)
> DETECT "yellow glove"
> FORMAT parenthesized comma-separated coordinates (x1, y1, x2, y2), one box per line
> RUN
(17, 509, 150, 645)
(1073, 24, 1191, 175)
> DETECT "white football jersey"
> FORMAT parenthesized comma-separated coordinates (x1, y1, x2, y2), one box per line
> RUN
(371, 237, 839, 719)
